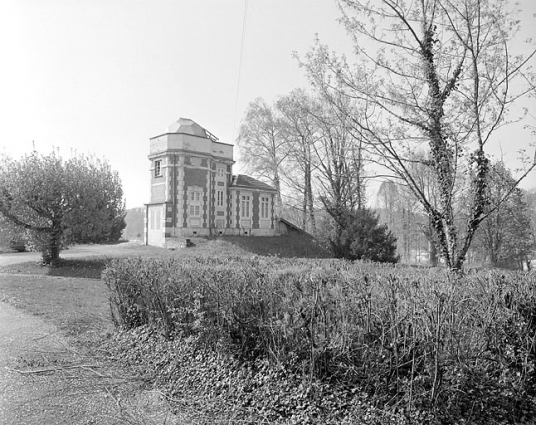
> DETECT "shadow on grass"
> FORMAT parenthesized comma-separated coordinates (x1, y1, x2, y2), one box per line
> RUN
(215, 234, 332, 259)
(1, 258, 109, 279)
(47, 259, 109, 279)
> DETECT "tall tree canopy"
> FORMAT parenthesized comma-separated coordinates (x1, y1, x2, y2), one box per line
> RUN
(0, 150, 125, 265)
(299, 0, 536, 270)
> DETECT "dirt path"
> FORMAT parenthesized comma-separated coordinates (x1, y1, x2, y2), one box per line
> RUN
(0, 250, 185, 424)
(0, 301, 119, 424)
(0, 297, 183, 425)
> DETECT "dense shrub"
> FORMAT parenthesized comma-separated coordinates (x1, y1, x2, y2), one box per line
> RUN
(103, 258, 536, 424)
(327, 208, 399, 263)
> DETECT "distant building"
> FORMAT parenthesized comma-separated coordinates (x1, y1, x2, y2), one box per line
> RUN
(145, 118, 280, 247)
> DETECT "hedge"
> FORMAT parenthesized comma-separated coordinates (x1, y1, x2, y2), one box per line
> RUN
(103, 257, 536, 423)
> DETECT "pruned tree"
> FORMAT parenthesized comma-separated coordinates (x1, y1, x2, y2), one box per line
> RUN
(237, 98, 287, 215)
(298, 0, 536, 270)
(0, 150, 125, 265)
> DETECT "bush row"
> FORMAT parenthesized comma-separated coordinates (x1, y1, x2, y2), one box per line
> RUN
(103, 257, 536, 423)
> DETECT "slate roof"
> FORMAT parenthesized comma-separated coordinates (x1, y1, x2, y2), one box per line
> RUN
(231, 174, 277, 192)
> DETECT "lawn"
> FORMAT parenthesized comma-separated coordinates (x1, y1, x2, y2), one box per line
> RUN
(0, 273, 112, 336)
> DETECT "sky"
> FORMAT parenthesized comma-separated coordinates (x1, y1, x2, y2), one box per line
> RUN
(0, 0, 535, 209)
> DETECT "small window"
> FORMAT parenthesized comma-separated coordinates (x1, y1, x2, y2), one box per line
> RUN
(154, 160, 162, 177)
(217, 168, 225, 178)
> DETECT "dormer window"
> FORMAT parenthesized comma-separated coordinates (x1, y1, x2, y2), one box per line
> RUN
(154, 160, 162, 177)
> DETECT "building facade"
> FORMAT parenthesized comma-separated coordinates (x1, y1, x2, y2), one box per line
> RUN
(145, 118, 279, 246)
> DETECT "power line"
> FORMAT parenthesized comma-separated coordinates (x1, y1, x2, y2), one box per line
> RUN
(232, 0, 248, 145)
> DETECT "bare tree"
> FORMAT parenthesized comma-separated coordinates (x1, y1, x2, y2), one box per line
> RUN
(299, 0, 536, 270)
(312, 95, 367, 215)
(237, 98, 288, 215)
(277, 89, 319, 232)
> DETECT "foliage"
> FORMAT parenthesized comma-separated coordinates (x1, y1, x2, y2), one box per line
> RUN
(492, 188, 534, 268)
(0, 216, 23, 247)
(298, 0, 536, 271)
(472, 162, 535, 268)
(327, 207, 399, 263)
(0, 150, 125, 265)
(104, 256, 536, 424)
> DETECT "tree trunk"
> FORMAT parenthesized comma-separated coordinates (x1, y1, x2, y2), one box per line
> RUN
(429, 240, 438, 267)
(42, 221, 63, 266)
(305, 162, 316, 233)
(273, 173, 282, 218)
(302, 189, 307, 231)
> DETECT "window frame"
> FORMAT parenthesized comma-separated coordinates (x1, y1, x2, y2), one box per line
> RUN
(241, 195, 251, 219)
(260, 196, 270, 219)
(154, 160, 162, 177)
(217, 190, 224, 207)
(189, 204, 201, 217)
(188, 187, 203, 218)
